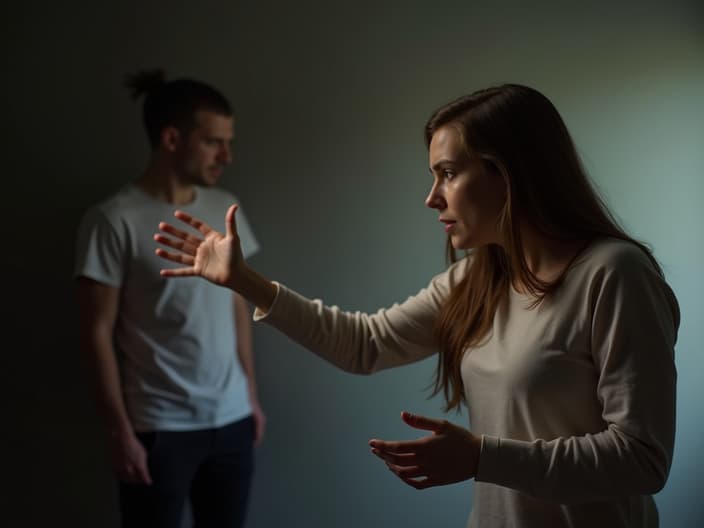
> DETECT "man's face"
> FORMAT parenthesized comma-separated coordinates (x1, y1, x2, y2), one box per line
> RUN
(175, 110, 234, 186)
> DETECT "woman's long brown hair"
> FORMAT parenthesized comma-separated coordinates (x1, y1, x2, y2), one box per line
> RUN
(426, 84, 663, 411)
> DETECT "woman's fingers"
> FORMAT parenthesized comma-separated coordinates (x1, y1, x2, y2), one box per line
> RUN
(173, 210, 215, 237)
(159, 266, 197, 278)
(386, 462, 425, 479)
(401, 411, 448, 433)
(155, 248, 195, 268)
(371, 448, 419, 466)
(384, 462, 440, 490)
(369, 438, 422, 454)
(154, 245, 195, 264)
(225, 204, 239, 239)
(157, 222, 203, 246)
(370, 413, 479, 491)
(401, 476, 437, 490)
(153, 233, 200, 256)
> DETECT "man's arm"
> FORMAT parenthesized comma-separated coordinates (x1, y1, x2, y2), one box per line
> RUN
(76, 277, 151, 484)
(234, 292, 266, 446)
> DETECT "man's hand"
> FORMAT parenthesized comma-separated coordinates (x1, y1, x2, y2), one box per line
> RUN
(250, 399, 267, 447)
(109, 431, 152, 485)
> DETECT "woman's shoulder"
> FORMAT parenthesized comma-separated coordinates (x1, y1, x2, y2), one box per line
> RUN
(574, 237, 658, 277)
(421, 253, 474, 299)
(572, 237, 680, 334)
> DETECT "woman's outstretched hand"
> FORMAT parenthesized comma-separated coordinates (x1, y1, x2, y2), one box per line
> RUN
(369, 411, 481, 490)
(154, 204, 244, 289)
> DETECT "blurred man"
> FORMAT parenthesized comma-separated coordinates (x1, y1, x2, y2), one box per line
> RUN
(74, 69, 265, 528)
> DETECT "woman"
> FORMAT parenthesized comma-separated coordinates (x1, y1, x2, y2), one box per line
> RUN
(153, 84, 679, 527)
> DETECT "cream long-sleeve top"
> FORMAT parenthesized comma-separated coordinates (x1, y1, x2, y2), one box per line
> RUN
(255, 238, 679, 528)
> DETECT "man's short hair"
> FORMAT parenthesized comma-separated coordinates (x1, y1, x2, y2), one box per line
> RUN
(125, 69, 232, 148)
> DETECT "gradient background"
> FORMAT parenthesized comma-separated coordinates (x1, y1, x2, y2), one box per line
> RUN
(4, 0, 703, 526)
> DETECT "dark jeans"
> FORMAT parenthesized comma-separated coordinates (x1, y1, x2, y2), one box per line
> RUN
(119, 416, 255, 528)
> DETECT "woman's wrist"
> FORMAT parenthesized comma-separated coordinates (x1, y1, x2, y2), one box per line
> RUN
(233, 265, 278, 314)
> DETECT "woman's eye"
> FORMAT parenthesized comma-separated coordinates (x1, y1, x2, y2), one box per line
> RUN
(443, 170, 455, 180)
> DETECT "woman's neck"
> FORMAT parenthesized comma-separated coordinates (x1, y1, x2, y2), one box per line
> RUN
(517, 226, 588, 286)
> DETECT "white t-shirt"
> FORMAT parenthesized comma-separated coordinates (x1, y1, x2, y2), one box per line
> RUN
(74, 184, 260, 431)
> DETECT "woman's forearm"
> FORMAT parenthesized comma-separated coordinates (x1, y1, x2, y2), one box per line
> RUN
(234, 265, 278, 314)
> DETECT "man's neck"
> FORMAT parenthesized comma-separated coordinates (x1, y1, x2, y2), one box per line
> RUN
(136, 158, 196, 206)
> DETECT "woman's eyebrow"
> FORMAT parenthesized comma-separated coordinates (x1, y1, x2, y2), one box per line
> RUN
(430, 158, 456, 172)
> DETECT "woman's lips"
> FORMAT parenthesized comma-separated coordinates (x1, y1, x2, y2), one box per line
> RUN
(440, 219, 456, 233)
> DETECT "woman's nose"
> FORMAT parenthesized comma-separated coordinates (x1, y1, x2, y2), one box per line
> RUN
(425, 183, 445, 210)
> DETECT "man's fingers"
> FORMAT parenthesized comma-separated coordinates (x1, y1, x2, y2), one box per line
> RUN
(137, 464, 153, 486)
(117, 465, 138, 483)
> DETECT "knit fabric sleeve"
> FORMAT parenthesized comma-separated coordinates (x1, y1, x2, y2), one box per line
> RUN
(254, 260, 466, 373)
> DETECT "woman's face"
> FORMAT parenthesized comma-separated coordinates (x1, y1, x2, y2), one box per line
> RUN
(425, 125, 506, 250)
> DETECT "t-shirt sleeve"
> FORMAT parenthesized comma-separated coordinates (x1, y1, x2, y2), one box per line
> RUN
(476, 249, 680, 504)
(73, 207, 125, 287)
(234, 205, 260, 260)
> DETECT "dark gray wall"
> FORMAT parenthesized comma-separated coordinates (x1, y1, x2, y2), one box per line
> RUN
(4, 1, 703, 526)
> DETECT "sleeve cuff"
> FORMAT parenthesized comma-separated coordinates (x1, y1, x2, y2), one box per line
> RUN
(253, 281, 281, 321)
(476, 434, 501, 483)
